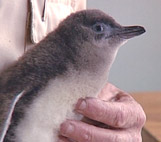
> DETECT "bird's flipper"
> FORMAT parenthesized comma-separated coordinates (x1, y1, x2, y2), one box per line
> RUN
(0, 91, 25, 142)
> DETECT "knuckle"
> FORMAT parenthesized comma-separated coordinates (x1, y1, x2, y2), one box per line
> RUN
(113, 107, 126, 127)
(97, 107, 106, 121)
(92, 100, 107, 121)
(113, 135, 124, 142)
(134, 135, 142, 142)
(131, 132, 142, 142)
(113, 132, 142, 142)
(136, 104, 146, 127)
(80, 127, 93, 142)
(137, 113, 146, 127)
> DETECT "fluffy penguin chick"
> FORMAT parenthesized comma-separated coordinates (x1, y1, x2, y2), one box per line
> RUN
(0, 9, 145, 142)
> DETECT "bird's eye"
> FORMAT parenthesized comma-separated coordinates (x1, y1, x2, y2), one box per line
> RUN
(92, 23, 105, 33)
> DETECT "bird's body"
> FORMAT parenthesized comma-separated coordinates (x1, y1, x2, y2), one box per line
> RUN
(0, 9, 145, 142)
(15, 69, 107, 142)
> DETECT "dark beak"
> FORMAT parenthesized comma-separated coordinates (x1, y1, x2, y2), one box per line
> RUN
(115, 26, 146, 39)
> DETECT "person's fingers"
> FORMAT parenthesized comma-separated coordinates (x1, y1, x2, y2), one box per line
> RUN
(98, 83, 134, 102)
(75, 97, 146, 128)
(98, 83, 120, 100)
(58, 137, 71, 142)
(58, 136, 75, 142)
(60, 120, 142, 142)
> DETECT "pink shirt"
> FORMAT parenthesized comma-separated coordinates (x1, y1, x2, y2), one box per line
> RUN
(0, 0, 86, 70)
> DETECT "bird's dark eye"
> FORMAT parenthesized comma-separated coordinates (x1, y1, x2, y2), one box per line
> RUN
(92, 23, 105, 33)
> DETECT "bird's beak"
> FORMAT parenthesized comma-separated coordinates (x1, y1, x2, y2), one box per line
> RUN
(115, 26, 146, 39)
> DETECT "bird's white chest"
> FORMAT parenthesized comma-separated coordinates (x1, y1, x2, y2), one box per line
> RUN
(15, 72, 107, 142)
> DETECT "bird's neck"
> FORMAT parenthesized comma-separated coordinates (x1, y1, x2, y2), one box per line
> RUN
(63, 66, 109, 98)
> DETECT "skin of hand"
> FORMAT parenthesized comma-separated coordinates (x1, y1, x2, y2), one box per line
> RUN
(58, 83, 146, 142)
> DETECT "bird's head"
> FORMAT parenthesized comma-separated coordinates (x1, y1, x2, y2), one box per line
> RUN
(56, 9, 145, 75)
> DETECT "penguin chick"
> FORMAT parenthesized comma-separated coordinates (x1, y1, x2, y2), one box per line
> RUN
(0, 9, 145, 142)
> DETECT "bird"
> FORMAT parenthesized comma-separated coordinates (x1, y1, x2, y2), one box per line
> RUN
(0, 9, 145, 142)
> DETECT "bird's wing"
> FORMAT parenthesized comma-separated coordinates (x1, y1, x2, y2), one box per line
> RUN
(0, 91, 25, 142)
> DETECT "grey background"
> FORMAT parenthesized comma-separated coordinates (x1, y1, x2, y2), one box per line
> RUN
(87, 0, 161, 92)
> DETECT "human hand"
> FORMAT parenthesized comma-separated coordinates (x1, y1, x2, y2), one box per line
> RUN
(59, 83, 146, 142)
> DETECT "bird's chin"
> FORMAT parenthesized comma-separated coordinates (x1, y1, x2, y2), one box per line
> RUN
(119, 40, 128, 47)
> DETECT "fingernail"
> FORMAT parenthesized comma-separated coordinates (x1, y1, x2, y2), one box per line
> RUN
(61, 122, 74, 136)
(77, 99, 87, 110)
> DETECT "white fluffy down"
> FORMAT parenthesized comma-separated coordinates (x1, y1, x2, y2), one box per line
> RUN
(15, 70, 108, 142)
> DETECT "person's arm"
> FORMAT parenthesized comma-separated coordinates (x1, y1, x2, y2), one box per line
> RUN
(59, 83, 146, 142)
